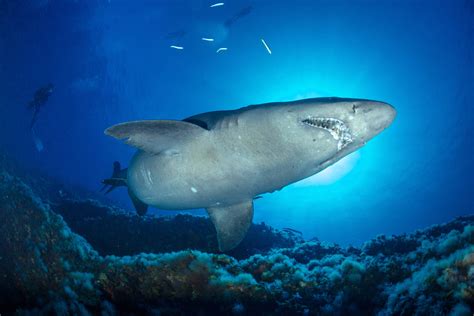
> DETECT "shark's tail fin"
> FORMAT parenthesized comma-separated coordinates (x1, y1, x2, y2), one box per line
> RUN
(101, 161, 127, 194)
(101, 161, 148, 216)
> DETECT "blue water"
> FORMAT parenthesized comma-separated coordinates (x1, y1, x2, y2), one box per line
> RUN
(0, 0, 472, 246)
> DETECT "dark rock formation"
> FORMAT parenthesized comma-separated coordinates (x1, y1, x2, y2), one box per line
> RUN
(52, 199, 302, 260)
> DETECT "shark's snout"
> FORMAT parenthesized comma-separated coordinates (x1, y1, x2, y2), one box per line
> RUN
(384, 103, 397, 124)
(359, 101, 396, 135)
(373, 102, 396, 131)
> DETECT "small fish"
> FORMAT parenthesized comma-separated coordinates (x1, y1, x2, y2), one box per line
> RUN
(170, 45, 184, 50)
(261, 39, 272, 54)
(282, 228, 303, 235)
(210, 2, 224, 8)
(216, 47, 228, 53)
(202, 37, 215, 42)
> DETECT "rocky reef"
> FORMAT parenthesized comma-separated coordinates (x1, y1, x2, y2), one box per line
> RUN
(0, 165, 473, 315)
(53, 199, 301, 260)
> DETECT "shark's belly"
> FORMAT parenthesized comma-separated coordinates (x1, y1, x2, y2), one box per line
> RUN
(127, 150, 252, 209)
(127, 132, 321, 210)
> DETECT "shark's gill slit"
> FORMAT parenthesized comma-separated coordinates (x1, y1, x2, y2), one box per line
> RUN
(302, 117, 353, 150)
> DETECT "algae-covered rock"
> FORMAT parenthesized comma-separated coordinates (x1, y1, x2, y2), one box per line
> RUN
(0, 165, 473, 314)
(0, 171, 272, 314)
(0, 171, 100, 312)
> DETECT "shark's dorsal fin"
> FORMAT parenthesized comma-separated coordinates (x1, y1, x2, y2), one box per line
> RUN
(105, 120, 208, 154)
(206, 200, 254, 252)
(183, 111, 232, 130)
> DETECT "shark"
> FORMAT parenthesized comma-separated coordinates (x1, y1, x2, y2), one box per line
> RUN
(104, 97, 396, 251)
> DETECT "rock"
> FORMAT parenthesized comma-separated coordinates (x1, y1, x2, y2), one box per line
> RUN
(1, 158, 473, 314)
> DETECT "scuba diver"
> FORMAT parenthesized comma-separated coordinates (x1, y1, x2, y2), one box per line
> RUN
(28, 83, 54, 152)
(224, 5, 253, 28)
(28, 83, 54, 129)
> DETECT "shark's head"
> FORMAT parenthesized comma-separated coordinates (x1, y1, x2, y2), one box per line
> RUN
(273, 97, 396, 172)
(298, 97, 395, 148)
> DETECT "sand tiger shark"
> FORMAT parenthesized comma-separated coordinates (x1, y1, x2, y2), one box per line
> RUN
(103, 97, 396, 251)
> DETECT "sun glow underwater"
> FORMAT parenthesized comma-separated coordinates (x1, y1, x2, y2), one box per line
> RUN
(297, 151, 361, 186)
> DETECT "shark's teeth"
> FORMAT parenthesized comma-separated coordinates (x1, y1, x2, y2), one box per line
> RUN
(302, 117, 353, 150)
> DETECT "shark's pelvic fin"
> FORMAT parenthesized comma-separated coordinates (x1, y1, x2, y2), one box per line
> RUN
(128, 187, 148, 216)
(105, 120, 208, 154)
(206, 200, 254, 252)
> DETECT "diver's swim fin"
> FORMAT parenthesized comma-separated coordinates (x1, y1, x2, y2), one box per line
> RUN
(206, 200, 254, 252)
(101, 161, 127, 194)
(31, 128, 44, 152)
(128, 187, 148, 216)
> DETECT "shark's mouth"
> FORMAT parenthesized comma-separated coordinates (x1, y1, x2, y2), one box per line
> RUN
(302, 117, 353, 150)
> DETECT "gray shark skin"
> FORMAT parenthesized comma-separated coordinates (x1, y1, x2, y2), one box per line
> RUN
(105, 97, 396, 251)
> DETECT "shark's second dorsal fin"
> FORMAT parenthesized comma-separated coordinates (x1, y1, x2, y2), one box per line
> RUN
(206, 200, 254, 252)
(105, 120, 208, 154)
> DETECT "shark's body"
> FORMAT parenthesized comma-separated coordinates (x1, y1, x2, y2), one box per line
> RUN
(105, 97, 396, 251)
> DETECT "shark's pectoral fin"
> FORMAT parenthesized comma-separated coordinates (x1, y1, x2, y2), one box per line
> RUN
(105, 120, 208, 154)
(206, 200, 254, 252)
(127, 187, 148, 216)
